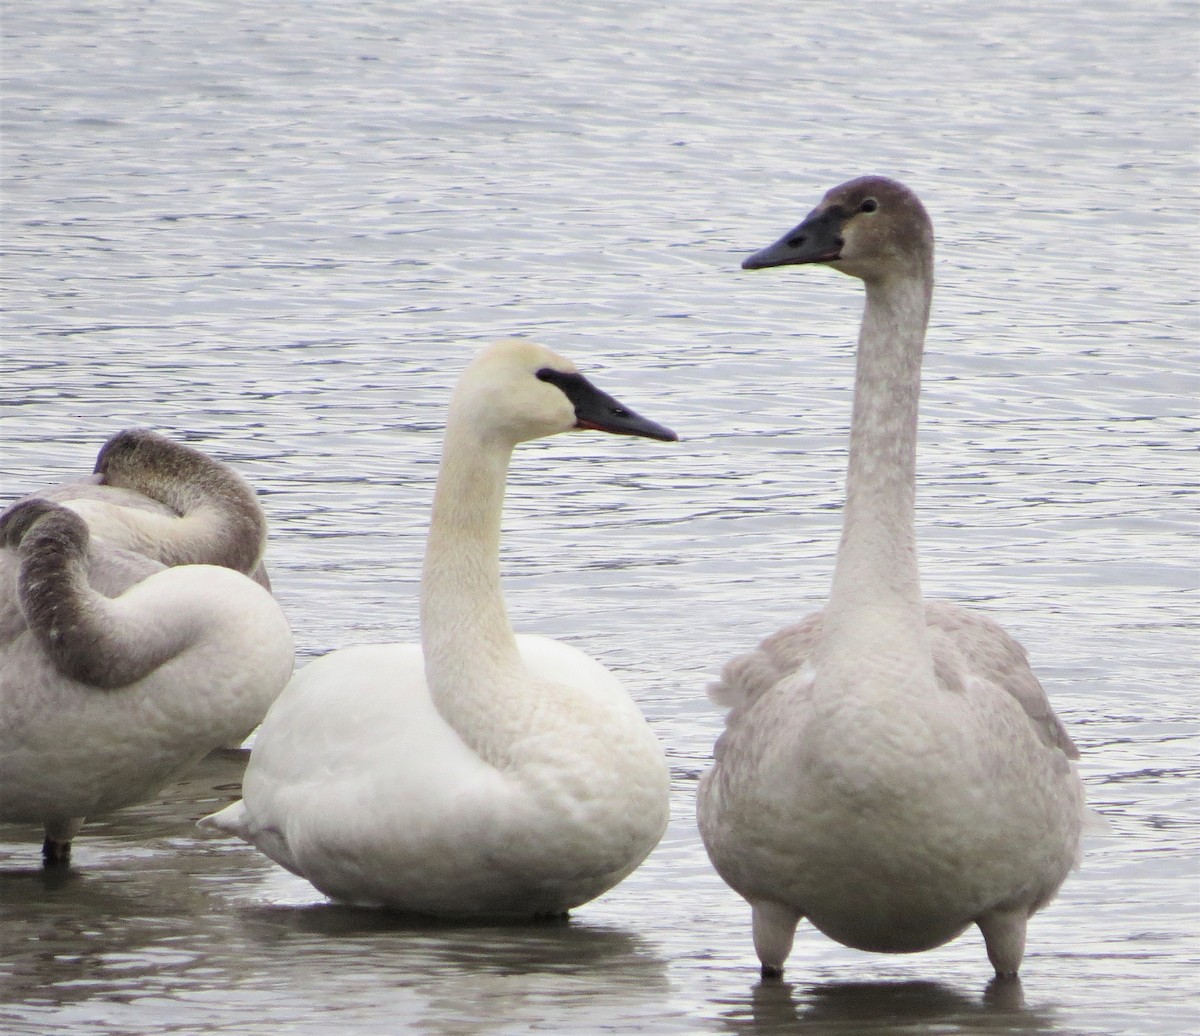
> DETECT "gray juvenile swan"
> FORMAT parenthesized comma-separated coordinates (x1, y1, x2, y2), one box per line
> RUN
(203, 340, 676, 917)
(32, 428, 272, 588)
(697, 176, 1086, 979)
(0, 499, 293, 865)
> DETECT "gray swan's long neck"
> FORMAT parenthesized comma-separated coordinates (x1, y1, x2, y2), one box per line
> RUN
(825, 270, 932, 636)
(147, 469, 266, 575)
(18, 509, 188, 689)
(419, 422, 527, 756)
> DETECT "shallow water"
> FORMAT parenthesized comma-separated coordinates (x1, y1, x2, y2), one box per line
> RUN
(2, 1, 1197, 1033)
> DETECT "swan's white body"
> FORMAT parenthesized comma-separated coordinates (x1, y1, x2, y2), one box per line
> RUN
(697, 177, 1086, 978)
(204, 340, 673, 917)
(0, 502, 294, 859)
(216, 636, 665, 915)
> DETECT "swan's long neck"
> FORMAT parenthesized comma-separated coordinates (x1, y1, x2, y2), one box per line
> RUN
(103, 464, 267, 575)
(152, 476, 265, 575)
(824, 269, 933, 654)
(420, 421, 528, 763)
(18, 512, 189, 689)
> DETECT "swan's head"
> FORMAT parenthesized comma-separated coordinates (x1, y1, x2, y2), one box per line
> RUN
(0, 498, 89, 557)
(450, 339, 678, 446)
(94, 427, 262, 523)
(741, 175, 933, 282)
(94, 428, 207, 492)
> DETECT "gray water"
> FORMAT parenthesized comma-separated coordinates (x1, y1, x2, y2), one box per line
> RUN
(2, 1, 1197, 1033)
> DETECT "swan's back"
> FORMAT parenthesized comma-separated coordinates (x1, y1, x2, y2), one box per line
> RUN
(709, 601, 1078, 761)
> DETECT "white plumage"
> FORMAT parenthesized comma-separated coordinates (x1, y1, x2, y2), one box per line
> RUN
(204, 339, 675, 918)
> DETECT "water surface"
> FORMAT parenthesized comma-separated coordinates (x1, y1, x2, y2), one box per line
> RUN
(2, 1, 1197, 1033)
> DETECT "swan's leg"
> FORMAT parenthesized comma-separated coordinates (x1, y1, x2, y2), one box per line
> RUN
(42, 818, 83, 868)
(752, 900, 802, 979)
(977, 908, 1028, 978)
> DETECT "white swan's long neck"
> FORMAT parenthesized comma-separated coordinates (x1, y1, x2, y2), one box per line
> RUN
(420, 421, 528, 762)
(824, 270, 933, 649)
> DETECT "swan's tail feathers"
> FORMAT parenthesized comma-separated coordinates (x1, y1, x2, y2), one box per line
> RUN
(198, 800, 248, 837)
(1068, 801, 1112, 868)
(198, 803, 300, 874)
(708, 652, 781, 710)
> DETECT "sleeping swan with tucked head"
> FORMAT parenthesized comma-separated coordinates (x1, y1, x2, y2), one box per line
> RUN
(203, 339, 676, 917)
(0, 498, 293, 865)
(697, 177, 1088, 980)
(31, 428, 272, 588)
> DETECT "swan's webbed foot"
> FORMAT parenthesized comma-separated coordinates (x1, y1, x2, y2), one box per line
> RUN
(42, 818, 83, 868)
(42, 836, 72, 868)
(983, 971, 1025, 1010)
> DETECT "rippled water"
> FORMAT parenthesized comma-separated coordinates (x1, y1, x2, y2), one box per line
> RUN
(2, 1, 1197, 1033)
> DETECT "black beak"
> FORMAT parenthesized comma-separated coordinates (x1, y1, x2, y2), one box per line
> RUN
(536, 369, 678, 442)
(742, 207, 845, 270)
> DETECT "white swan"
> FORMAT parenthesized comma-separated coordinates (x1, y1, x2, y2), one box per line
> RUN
(0, 499, 293, 865)
(31, 428, 272, 588)
(203, 339, 675, 917)
(697, 176, 1086, 979)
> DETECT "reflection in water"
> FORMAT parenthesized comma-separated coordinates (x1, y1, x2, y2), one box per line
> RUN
(719, 977, 1049, 1035)
(228, 906, 670, 1036)
(239, 900, 661, 976)
(0, 752, 672, 1036)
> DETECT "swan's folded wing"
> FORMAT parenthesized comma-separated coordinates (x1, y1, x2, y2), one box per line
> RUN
(925, 600, 1080, 760)
(707, 612, 824, 713)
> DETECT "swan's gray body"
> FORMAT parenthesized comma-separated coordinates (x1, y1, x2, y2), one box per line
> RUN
(697, 177, 1086, 979)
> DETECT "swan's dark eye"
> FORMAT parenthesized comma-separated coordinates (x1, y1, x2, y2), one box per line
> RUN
(860, 198, 878, 213)
(786, 234, 805, 249)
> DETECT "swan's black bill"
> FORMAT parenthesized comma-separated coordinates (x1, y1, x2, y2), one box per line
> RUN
(742, 207, 845, 270)
(536, 368, 678, 442)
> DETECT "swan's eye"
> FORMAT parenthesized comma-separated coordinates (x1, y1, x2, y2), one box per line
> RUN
(786, 235, 805, 248)
(860, 199, 878, 213)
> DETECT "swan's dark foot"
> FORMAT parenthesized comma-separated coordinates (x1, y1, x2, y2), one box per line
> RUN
(984, 971, 1025, 1010)
(42, 836, 72, 868)
(760, 963, 785, 981)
